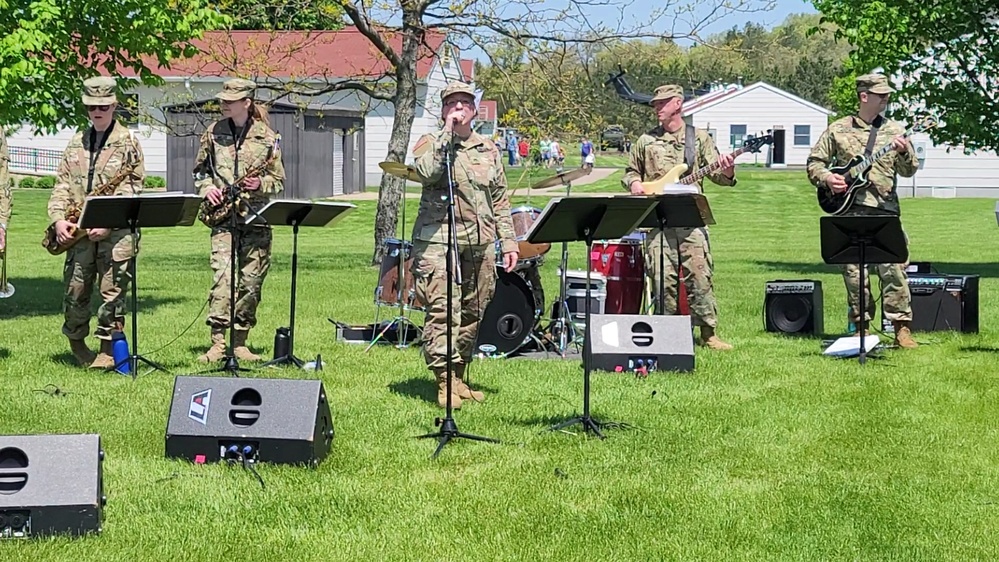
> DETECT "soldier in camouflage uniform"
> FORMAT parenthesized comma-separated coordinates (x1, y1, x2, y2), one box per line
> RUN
(622, 84, 736, 350)
(411, 81, 519, 409)
(47, 77, 145, 367)
(806, 73, 919, 348)
(0, 130, 10, 252)
(194, 78, 285, 362)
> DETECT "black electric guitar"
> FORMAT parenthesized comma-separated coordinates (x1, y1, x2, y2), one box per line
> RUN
(817, 116, 937, 215)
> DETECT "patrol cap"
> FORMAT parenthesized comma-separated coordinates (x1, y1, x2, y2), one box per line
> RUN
(215, 78, 257, 101)
(81, 77, 117, 106)
(650, 84, 683, 103)
(441, 81, 475, 103)
(856, 73, 895, 95)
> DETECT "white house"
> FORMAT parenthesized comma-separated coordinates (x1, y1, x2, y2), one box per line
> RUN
(7, 29, 475, 192)
(681, 81, 834, 167)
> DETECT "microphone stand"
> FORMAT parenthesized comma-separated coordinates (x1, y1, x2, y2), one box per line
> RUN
(417, 126, 498, 458)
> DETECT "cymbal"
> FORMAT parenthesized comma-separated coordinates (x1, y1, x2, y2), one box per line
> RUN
(379, 161, 421, 183)
(530, 167, 592, 189)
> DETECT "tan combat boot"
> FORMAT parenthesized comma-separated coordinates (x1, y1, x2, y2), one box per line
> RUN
(198, 329, 227, 363)
(89, 339, 115, 369)
(700, 326, 733, 350)
(454, 364, 485, 403)
(434, 368, 462, 409)
(69, 338, 96, 367)
(232, 329, 261, 361)
(892, 321, 918, 349)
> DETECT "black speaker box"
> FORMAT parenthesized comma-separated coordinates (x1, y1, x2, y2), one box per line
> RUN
(587, 314, 694, 373)
(765, 280, 824, 334)
(165, 376, 334, 466)
(881, 274, 979, 333)
(0, 434, 104, 539)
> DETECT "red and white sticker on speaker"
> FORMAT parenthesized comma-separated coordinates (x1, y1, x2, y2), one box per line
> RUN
(189, 389, 212, 425)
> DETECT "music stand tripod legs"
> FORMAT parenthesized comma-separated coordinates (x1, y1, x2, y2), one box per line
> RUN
(111, 218, 169, 379)
(416, 144, 498, 458)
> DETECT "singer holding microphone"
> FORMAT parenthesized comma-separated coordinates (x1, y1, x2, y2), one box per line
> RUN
(410, 81, 519, 409)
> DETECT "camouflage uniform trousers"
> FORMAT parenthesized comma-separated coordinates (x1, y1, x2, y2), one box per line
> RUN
(842, 229, 912, 323)
(644, 226, 718, 328)
(412, 241, 497, 369)
(207, 224, 272, 331)
(62, 230, 136, 341)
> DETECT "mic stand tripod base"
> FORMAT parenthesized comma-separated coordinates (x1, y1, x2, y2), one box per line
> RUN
(416, 417, 500, 459)
(261, 353, 305, 369)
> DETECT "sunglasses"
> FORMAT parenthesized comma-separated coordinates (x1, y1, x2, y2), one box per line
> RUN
(86, 105, 111, 112)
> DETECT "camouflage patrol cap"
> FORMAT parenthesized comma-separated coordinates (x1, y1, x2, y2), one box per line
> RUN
(216, 78, 257, 101)
(650, 84, 683, 103)
(81, 77, 117, 106)
(440, 81, 475, 103)
(856, 73, 895, 95)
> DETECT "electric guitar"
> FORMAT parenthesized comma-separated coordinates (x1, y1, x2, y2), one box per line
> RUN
(639, 132, 774, 195)
(817, 116, 937, 215)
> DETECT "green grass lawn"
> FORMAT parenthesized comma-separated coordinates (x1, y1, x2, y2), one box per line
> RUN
(4, 172, 999, 561)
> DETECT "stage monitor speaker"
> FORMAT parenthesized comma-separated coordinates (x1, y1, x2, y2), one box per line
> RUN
(0, 434, 104, 539)
(771, 128, 786, 165)
(765, 280, 823, 334)
(587, 314, 694, 373)
(165, 376, 334, 467)
(881, 274, 979, 333)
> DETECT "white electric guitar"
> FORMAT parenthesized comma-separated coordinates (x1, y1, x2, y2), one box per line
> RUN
(639, 132, 774, 195)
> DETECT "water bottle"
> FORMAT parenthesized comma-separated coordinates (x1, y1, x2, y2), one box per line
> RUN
(273, 327, 290, 360)
(111, 331, 130, 375)
(304, 354, 324, 372)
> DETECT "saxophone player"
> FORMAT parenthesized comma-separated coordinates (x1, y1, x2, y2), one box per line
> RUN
(194, 78, 285, 363)
(47, 77, 145, 367)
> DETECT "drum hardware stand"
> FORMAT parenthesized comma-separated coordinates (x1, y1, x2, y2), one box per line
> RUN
(368, 166, 421, 351)
(549, 180, 581, 357)
(417, 130, 498, 457)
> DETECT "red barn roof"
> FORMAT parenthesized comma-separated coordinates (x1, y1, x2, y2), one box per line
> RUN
(477, 100, 497, 121)
(119, 28, 447, 81)
(459, 59, 474, 81)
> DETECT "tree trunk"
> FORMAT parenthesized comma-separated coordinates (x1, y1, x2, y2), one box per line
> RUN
(372, 23, 423, 265)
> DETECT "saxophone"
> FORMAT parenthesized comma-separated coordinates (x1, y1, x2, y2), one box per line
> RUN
(41, 160, 138, 256)
(197, 136, 279, 228)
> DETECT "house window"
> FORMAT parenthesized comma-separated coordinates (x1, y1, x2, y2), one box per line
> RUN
(794, 125, 811, 146)
(707, 128, 717, 140)
(730, 124, 747, 148)
(115, 94, 140, 128)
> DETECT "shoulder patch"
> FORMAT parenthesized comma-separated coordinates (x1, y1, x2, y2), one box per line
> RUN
(413, 134, 434, 157)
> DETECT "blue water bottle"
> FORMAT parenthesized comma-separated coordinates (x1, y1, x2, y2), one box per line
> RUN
(846, 307, 856, 334)
(112, 331, 130, 375)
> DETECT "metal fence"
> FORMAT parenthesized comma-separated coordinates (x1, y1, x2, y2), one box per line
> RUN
(9, 146, 60, 174)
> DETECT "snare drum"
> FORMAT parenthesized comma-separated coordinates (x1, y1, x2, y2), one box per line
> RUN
(374, 238, 422, 311)
(590, 231, 645, 314)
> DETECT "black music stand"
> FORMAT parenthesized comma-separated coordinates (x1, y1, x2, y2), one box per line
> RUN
(526, 195, 658, 437)
(637, 193, 716, 315)
(248, 199, 356, 368)
(79, 193, 202, 379)
(820, 214, 908, 364)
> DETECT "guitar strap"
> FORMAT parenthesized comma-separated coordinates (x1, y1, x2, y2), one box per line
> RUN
(683, 123, 696, 173)
(863, 117, 881, 158)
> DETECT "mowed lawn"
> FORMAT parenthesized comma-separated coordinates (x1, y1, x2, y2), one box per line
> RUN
(3, 169, 999, 561)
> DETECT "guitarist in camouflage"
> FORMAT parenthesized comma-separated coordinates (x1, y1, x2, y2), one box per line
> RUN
(46, 77, 145, 367)
(622, 84, 736, 350)
(806, 73, 919, 349)
(193, 78, 285, 363)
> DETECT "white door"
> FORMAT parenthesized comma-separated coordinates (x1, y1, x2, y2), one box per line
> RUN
(333, 131, 344, 196)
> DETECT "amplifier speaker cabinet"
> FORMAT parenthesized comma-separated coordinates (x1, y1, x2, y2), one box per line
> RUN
(587, 314, 694, 373)
(881, 274, 979, 333)
(764, 280, 824, 335)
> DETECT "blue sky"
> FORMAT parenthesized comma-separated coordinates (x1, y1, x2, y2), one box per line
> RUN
(687, 0, 817, 41)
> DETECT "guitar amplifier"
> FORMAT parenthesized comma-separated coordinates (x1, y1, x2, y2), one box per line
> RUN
(881, 274, 979, 333)
(764, 280, 823, 334)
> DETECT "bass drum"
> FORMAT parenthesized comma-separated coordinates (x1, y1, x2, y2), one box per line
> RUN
(475, 269, 539, 357)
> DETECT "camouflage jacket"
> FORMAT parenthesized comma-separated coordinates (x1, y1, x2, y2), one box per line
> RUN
(0, 132, 9, 227)
(47, 120, 144, 225)
(193, 118, 285, 218)
(622, 125, 737, 191)
(806, 115, 919, 214)
(412, 130, 517, 253)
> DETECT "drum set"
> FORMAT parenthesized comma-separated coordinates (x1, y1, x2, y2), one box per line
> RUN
(371, 162, 653, 358)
